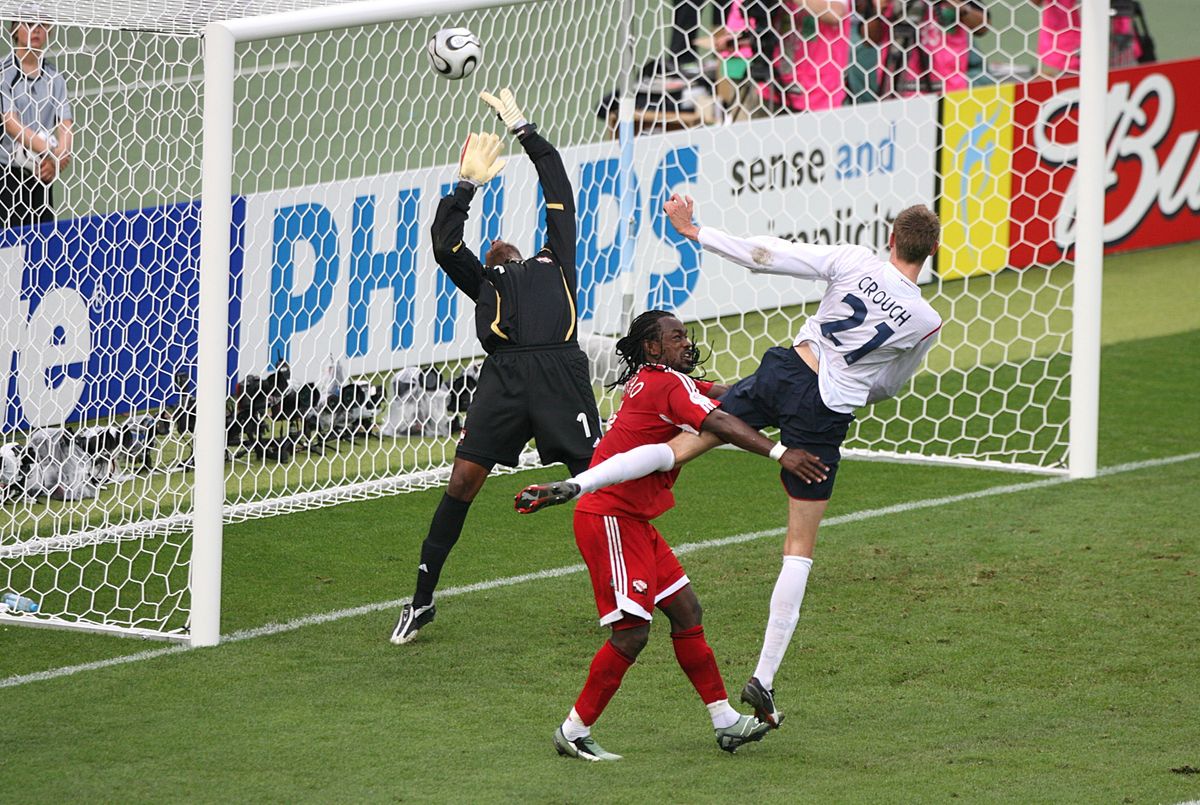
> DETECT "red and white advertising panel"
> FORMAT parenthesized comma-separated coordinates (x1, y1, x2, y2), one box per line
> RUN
(1009, 57, 1200, 268)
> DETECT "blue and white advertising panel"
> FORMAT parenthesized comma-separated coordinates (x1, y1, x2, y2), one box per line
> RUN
(0, 97, 936, 432)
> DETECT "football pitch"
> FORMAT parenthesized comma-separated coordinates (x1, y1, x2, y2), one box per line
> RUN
(0, 242, 1197, 802)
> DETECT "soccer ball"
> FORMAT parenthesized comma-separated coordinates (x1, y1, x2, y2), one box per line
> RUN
(427, 27, 482, 80)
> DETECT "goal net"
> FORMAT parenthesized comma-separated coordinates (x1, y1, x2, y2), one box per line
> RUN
(1, 0, 1105, 641)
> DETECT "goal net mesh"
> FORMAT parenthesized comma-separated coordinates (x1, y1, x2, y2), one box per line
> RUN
(0, 0, 1073, 638)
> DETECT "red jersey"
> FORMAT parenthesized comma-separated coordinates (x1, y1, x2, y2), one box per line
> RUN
(575, 365, 718, 522)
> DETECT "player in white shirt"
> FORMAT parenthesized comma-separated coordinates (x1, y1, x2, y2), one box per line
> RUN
(517, 195, 943, 728)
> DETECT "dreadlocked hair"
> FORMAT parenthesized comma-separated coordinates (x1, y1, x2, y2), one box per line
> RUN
(610, 311, 673, 389)
(608, 310, 711, 389)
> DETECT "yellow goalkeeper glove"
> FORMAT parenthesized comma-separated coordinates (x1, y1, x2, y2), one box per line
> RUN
(458, 132, 506, 186)
(479, 88, 528, 132)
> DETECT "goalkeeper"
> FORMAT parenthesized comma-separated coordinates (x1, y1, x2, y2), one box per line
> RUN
(390, 90, 602, 645)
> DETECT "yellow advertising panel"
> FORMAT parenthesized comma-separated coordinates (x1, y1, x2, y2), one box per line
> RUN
(938, 84, 1015, 280)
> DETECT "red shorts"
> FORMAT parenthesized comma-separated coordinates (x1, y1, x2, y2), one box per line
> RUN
(574, 510, 689, 626)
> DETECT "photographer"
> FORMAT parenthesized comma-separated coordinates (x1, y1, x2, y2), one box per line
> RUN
(867, 0, 986, 98)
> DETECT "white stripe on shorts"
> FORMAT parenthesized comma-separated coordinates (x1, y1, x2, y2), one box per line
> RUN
(654, 573, 690, 605)
(604, 515, 626, 596)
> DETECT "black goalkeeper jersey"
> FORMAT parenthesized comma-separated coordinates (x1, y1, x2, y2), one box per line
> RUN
(430, 124, 578, 354)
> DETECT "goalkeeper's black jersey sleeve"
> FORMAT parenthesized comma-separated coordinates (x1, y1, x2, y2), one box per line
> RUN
(516, 124, 577, 292)
(430, 183, 485, 301)
(430, 124, 579, 354)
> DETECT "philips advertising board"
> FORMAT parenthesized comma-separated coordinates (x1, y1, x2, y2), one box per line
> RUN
(0, 96, 935, 432)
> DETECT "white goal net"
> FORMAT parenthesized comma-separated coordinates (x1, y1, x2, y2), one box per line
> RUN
(1, 0, 1106, 641)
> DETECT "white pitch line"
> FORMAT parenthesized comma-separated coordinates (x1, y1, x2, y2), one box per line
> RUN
(2, 451, 1196, 691)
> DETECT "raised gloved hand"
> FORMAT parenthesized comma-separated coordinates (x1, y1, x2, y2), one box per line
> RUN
(458, 132, 506, 186)
(479, 88, 528, 132)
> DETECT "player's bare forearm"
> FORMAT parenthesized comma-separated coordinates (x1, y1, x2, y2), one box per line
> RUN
(667, 431, 721, 466)
(700, 409, 778, 458)
(664, 193, 700, 241)
(698, 410, 829, 484)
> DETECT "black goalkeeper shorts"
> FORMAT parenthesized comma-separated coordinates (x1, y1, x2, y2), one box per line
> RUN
(456, 342, 601, 469)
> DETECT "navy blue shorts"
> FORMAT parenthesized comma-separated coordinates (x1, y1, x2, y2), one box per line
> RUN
(719, 346, 855, 500)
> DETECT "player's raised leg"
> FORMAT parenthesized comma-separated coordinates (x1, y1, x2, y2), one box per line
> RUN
(520, 432, 722, 509)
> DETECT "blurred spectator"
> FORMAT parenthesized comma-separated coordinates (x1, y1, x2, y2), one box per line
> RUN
(868, 0, 987, 98)
(1033, 0, 1154, 77)
(596, 58, 721, 136)
(844, 0, 883, 103)
(667, 1, 735, 72)
(1034, 0, 1080, 75)
(1, 10, 72, 230)
(721, 0, 852, 114)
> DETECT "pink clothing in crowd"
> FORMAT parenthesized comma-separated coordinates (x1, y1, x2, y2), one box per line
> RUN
(877, 0, 975, 95)
(1038, 0, 1141, 74)
(726, 0, 851, 111)
(1038, 0, 1081, 72)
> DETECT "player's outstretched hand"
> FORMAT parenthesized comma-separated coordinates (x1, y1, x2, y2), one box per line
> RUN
(480, 88, 528, 132)
(515, 480, 581, 514)
(459, 132, 506, 185)
(779, 448, 829, 485)
(664, 193, 700, 241)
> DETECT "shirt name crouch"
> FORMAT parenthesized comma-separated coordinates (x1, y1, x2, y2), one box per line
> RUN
(857, 276, 913, 327)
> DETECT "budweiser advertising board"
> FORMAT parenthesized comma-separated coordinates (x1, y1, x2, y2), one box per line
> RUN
(1009, 57, 1200, 267)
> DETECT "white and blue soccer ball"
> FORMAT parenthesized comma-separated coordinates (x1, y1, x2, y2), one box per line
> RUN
(427, 27, 482, 80)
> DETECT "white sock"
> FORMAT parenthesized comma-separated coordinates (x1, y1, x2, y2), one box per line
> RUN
(706, 699, 740, 729)
(753, 555, 813, 690)
(568, 443, 675, 493)
(561, 707, 590, 741)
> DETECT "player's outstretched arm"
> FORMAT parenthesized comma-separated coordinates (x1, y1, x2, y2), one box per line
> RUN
(700, 409, 829, 484)
(664, 193, 701, 241)
(664, 192, 840, 280)
(431, 133, 502, 299)
(482, 88, 577, 281)
(514, 423, 827, 514)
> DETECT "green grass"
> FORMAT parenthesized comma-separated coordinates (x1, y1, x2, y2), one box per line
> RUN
(5, 7, 1195, 800)
(0, 322, 1196, 802)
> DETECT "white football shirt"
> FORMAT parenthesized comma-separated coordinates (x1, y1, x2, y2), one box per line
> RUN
(698, 228, 942, 414)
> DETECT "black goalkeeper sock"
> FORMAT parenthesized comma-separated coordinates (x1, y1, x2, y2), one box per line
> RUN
(413, 493, 472, 608)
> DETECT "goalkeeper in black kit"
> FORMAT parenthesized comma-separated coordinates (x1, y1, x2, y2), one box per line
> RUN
(390, 89, 602, 645)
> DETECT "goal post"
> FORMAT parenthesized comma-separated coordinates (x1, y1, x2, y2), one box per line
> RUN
(1066, 0, 1108, 481)
(1, 0, 1113, 645)
(193, 0, 564, 646)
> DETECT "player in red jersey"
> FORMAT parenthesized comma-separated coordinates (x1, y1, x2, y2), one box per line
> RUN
(536, 310, 828, 761)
